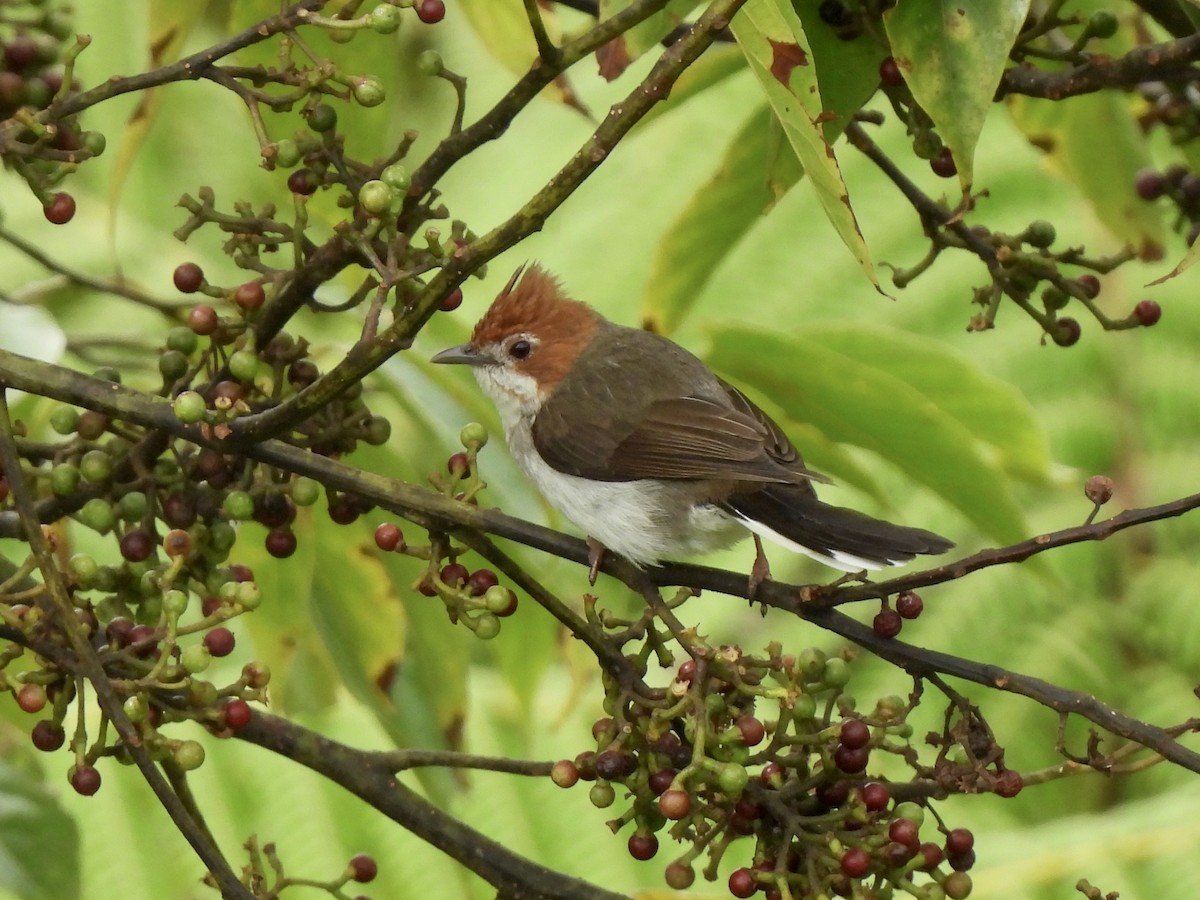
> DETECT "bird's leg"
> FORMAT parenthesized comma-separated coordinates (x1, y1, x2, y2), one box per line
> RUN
(586, 537, 607, 585)
(827, 568, 870, 587)
(748, 534, 772, 601)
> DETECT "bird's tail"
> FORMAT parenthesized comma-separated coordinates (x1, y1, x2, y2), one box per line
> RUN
(723, 485, 954, 572)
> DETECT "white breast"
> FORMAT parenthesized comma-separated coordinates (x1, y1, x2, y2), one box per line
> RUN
(475, 366, 744, 565)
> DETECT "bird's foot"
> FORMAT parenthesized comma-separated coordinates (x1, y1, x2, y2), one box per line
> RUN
(748, 534, 772, 606)
(827, 568, 870, 587)
(586, 537, 607, 586)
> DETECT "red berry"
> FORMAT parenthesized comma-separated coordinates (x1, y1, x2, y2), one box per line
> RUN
(43, 191, 76, 225)
(896, 590, 924, 619)
(416, 0, 446, 23)
(840, 847, 870, 879)
(889, 817, 920, 849)
(119, 530, 154, 562)
(1052, 317, 1081, 347)
(348, 853, 378, 883)
(550, 760, 579, 788)
(440, 563, 469, 588)
(659, 788, 691, 819)
(736, 714, 766, 746)
(816, 778, 850, 807)
(234, 281, 266, 310)
(627, 833, 658, 861)
(664, 862, 694, 890)
(447, 452, 471, 477)
(287, 168, 317, 195)
(440, 287, 463, 311)
(128, 624, 158, 657)
(677, 658, 697, 683)
(833, 743, 869, 774)
(919, 841, 944, 870)
(265, 528, 297, 558)
(203, 626, 236, 657)
(1075, 274, 1101, 299)
(759, 761, 784, 788)
(222, 698, 253, 730)
(174, 262, 205, 293)
(188, 304, 219, 336)
(728, 867, 757, 898)
(648, 768, 675, 796)
(861, 781, 890, 812)
(31, 719, 65, 752)
(839, 718, 870, 750)
(466, 568, 498, 596)
(948, 849, 976, 872)
(1133, 299, 1162, 326)
(879, 56, 904, 87)
(1134, 168, 1165, 201)
(374, 522, 404, 552)
(229, 563, 255, 583)
(944, 827, 974, 856)
(16, 683, 47, 713)
(930, 147, 956, 178)
(873, 608, 903, 638)
(70, 765, 102, 795)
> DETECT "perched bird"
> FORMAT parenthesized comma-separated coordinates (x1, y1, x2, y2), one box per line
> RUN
(431, 264, 953, 588)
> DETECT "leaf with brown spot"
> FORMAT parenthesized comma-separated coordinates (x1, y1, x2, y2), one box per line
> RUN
(596, 36, 633, 81)
(768, 39, 807, 88)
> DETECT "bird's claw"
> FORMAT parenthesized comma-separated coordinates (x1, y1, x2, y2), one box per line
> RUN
(586, 537, 606, 586)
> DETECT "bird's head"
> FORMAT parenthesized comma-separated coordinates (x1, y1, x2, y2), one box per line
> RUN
(431, 264, 601, 417)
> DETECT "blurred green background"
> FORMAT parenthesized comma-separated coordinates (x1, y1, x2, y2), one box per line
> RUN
(2, 2, 1200, 899)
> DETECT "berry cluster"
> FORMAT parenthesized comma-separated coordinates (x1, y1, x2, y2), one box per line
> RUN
(549, 636, 1007, 899)
(373, 423, 520, 639)
(0, 3, 105, 220)
(1135, 164, 1200, 247)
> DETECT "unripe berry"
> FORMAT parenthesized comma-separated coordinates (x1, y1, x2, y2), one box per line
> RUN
(358, 179, 394, 215)
(16, 683, 47, 714)
(1052, 317, 1081, 347)
(173, 390, 207, 424)
(659, 788, 691, 819)
(550, 759, 579, 788)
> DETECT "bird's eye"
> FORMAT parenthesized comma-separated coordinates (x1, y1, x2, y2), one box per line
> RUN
(508, 338, 533, 360)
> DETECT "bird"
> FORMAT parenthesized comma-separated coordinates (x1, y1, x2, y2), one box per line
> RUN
(431, 263, 954, 590)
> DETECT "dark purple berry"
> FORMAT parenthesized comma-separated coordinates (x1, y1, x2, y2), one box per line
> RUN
(627, 833, 658, 861)
(1133, 299, 1162, 326)
(203, 626, 236, 657)
(896, 590, 924, 619)
(70, 765, 102, 795)
(348, 853, 378, 883)
(879, 57, 904, 87)
(930, 148, 956, 178)
(119, 530, 154, 562)
(1134, 168, 1165, 201)
(1052, 317, 1081, 347)
(873, 608, 903, 638)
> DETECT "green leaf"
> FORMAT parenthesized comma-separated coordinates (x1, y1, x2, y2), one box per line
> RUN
(460, 0, 539, 78)
(637, 44, 746, 128)
(804, 324, 1052, 483)
(0, 759, 79, 900)
(707, 326, 1030, 544)
(642, 105, 801, 335)
(792, 0, 890, 139)
(731, 0, 879, 290)
(1007, 91, 1167, 257)
(883, 0, 1031, 196)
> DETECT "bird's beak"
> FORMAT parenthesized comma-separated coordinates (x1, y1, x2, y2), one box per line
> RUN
(431, 344, 489, 367)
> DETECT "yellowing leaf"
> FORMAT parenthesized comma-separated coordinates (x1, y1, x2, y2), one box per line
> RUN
(731, 0, 879, 289)
(884, 0, 1031, 197)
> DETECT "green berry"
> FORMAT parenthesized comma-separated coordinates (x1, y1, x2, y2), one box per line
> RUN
(791, 692, 817, 720)
(1023, 219, 1056, 248)
(589, 782, 615, 808)
(159, 350, 189, 381)
(79, 497, 116, 533)
(174, 740, 206, 771)
(69, 553, 100, 585)
(358, 180, 394, 215)
(49, 405, 79, 435)
(236, 581, 262, 610)
(716, 763, 749, 795)
(483, 585, 515, 614)
(416, 49, 443, 76)
(79, 449, 112, 483)
(122, 694, 148, 723)
(352, 76, 386, 107)
(381, 164, 410, 191)
(364, 416, 392, 445)
(822, 657, 851, 688)
(83, 131, 107, 156)
(893, 801, 925, 827)
(223, 490, 255, 521)
(208, 521, 237, 554)
(460, 422, 488, 449)
(307, 103, 337, 132)
(162, 589, 190, 618)
(473, 612, 500, 639)
(118, 491, 149, 522)
(227, 350, 259, 382)
(173, 391, 207, 424)
(1088, 10, 1118, 38)
(50, 462, 80, 496)
(181, 644, 212, 673)
(370, 3, 402, 33)
(290, 477, 320, 506)
(274, 138, 301, 168)
(166, 327, 198, 355)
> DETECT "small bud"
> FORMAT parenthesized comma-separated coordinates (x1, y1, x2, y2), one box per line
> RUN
(1084, 475, 1113, 506)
